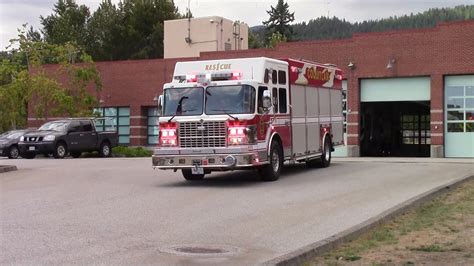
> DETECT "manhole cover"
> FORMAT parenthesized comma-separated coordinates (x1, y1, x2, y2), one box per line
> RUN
(160, 244, 240, 257)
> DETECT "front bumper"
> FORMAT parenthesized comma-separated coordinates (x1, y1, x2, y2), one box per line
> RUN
(152, 147, 268, 170)
(18, 142, 55, 154)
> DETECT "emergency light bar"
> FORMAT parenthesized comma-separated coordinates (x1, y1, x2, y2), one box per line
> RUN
(173, 71, 242, 83)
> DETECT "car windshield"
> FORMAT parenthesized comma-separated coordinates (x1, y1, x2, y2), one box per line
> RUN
(205, 85, 256, 115)
(163, 87, 203, 116)
(38, 121, 69, 131)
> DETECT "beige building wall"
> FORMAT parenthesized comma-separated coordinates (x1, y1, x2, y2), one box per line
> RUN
(164, 16, 249, 59)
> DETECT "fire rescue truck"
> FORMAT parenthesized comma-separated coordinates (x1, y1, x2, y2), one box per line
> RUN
(152, 57, 344, 181)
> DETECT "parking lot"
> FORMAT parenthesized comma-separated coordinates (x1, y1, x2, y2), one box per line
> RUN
(1, 157, 473, 265)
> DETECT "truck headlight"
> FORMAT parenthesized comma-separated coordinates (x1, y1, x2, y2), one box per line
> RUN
(43, 135, 55, 141)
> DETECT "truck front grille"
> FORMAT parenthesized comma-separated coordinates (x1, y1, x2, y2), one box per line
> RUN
(179, 121, 226, 148)
(24, 136, 43, 142)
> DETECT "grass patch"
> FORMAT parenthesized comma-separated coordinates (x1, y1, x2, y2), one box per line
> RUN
(409, 244, 445, 252)
(310, 179, 474, 265)
(112, 146, 152, 157)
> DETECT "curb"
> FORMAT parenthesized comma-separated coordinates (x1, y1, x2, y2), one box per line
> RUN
(0, 165, 18, 173)
(263, 174, 474, 266)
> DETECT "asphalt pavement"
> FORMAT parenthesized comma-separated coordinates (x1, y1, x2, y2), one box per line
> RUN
(0, 157, 473, 265)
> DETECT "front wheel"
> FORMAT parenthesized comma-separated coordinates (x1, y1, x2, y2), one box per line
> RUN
(99, 142, 111, 158)
(53, 142, 67, 159)
(182, 169, 205, 181)
(258, 141, 283, 182)
(8, 146, 19, 159)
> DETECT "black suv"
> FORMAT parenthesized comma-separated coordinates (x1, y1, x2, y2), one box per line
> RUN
(18, 119, 118, 159)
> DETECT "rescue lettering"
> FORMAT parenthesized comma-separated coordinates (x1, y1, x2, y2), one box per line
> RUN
(305, 66, 331, 82)
(205, 63, 232, 71)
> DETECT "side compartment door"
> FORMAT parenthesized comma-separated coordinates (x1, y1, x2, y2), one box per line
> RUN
(306, 87, 320, 154)
(290, 85, 307, 157)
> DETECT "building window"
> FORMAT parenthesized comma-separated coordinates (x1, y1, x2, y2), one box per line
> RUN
(446, 85, 474, 132)
(147, 107, 160, 145)
(94, 107, 130, 145)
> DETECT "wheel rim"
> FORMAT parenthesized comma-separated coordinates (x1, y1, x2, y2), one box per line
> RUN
(324, 142, 330, 161)
(10, 147, 19, 158)
(272, 149, 280, 173)
(58, 146, 66, 157)
(103, 145, 110, 156)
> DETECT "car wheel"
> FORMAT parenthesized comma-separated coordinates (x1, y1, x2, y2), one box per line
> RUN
(258, 140, 283, 182)
(182, 169, 205, 181)
(99, 142, 111, 158)
(8, 146, 19, 159)
(70, 151, 82, 158)
(53, 142, 67, 159)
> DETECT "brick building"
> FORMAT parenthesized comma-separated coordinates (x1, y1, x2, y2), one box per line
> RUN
(28, 20, 474, 157)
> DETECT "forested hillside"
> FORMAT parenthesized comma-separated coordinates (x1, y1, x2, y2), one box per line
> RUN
(252, 5, 474, 44)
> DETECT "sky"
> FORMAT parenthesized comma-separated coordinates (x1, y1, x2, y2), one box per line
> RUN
(1, 0, 472, 49)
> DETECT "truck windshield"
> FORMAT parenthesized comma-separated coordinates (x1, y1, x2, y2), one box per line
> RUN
(38, 121, 69, 131)
(205, 85, 256, 115)
(163, 87, 203, 116)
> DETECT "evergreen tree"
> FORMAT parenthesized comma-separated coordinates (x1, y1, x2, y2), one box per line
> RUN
(263, 0, 295, 41)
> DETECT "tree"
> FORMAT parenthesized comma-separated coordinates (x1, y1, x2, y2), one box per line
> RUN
(0, 26, 102, 132)
(267, 32, 287, 48)
(263, 0, 295, 41)
(40, 0, 91, 47)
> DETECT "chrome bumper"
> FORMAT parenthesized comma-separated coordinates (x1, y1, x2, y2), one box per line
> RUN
(152, 147, 268, 170)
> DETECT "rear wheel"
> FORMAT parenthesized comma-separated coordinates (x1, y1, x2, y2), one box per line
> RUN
(258, 140, 283, 182)
(53, 142, 67, 159)
(8, 146, 19, 159)
(99, 142, 111, 158)
(182, 169, 205, 181)
(319, 136, 332, 168)
(70, 151, 82, 158)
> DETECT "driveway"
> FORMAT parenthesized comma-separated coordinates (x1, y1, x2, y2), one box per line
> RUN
(0, 157, 472, 264)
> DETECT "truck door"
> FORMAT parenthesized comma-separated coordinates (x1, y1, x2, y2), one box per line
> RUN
(80, 120, 96, 151)
(67, 121, 82, 151)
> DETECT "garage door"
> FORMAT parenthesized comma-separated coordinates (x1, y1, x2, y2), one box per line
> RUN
(361, 77, 430, 102)
(445, 75, 474, 158)
(360, 77, 431, 157)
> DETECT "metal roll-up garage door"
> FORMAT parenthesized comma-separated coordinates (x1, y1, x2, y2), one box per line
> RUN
(445, 75, 474, 158)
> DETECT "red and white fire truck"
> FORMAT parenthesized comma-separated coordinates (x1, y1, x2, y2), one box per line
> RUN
(152, 57, 344, 181)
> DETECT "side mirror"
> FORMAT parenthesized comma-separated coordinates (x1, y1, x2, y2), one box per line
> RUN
(157, 95, 164, 115)
(262, 90, 272, 111)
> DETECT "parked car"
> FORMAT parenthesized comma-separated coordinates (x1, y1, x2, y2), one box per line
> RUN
(18, 118, 118, 159)
(0, 130, 29, 159)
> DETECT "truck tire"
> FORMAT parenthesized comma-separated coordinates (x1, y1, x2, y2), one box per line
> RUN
(319, 136, 332, 168)
(70, 151, 82, 158)
(182, 169, 205, 181)
(53, 142, 67, 159)
(99, 142, 111, 158)
(8, 146, 19, 159)
(258, 140, 283, 182)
